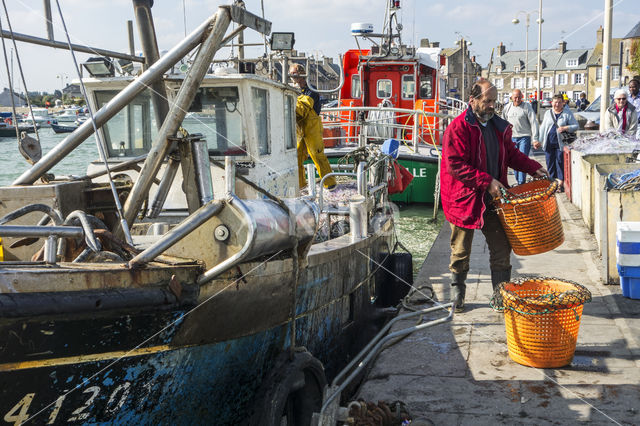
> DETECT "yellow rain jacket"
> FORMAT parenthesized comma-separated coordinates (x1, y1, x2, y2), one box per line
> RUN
(295, 88, 336, 189)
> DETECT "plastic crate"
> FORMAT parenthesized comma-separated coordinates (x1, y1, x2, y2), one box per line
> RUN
(616, 222, 640, 267)
(617, 265, 640, 299)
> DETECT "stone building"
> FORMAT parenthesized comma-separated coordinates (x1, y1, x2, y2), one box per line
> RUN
(487, 41, 591, 105)
(585, 27, 623, 101)
(0, 88, 27, 107)
(621, 21, 640, 84)
(441, 40, 482, 100)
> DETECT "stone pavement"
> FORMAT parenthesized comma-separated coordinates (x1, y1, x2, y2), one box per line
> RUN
(356, 193, 640, 425)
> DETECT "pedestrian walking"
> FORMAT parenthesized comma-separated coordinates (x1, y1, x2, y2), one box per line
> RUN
(289, 64, 336, 190)
(502, 89, 540, 185)
(537, 94, 579, 190)
(440, 79, 547, 312)
(575, 92, 590, 111)
(604, 89, 638, 136)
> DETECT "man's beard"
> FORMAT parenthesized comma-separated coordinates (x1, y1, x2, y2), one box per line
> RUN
(473, 108, 494, 123)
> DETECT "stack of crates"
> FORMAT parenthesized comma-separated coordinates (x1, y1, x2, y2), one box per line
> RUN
(616, 222, 640, 299)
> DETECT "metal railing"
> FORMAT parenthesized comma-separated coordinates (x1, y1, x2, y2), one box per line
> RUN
(320, 104, 460, 157)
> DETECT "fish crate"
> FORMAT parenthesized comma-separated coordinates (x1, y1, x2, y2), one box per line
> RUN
(617, 221, 640, 299)
(596, 166, 640, 283)
(580, 153, 632, 232)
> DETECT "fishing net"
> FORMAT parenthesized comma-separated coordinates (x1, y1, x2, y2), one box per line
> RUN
(490, 277, 592, 368)
(606, 168, 640, 191)
(494, 178, 564, 255)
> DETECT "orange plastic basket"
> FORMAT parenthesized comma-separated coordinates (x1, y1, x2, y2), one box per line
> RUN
(494, 179, 564, 256)
(492, 278, 592, 368)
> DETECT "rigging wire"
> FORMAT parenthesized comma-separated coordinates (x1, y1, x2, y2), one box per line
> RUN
(0, 0, 42, 144)
(53, 0, 134, 246)
(0, 15, 19, 141)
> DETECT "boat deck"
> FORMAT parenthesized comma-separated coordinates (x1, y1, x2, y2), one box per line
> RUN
(356, 189, 640, 424)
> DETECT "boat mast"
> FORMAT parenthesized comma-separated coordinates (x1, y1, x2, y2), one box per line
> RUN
(132, 0, 170, 126)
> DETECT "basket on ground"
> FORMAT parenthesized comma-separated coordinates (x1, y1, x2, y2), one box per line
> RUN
(494, 179, 564, 255)
(491, 278, 592, 368)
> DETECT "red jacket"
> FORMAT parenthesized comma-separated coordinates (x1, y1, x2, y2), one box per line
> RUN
(441, 107, 542, 229)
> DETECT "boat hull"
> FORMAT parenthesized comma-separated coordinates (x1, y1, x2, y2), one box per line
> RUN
(0, 221, 394, 424)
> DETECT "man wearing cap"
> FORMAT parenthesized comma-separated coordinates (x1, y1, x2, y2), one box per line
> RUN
(502, 89, 540, 185)
(289, 63, 336, 190)
(604, 89, 638, 136)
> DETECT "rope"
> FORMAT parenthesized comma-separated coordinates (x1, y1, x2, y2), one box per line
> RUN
(607, 169, 640, 191)
(0, 1, 42, 144)
(54, 0, 134, 246)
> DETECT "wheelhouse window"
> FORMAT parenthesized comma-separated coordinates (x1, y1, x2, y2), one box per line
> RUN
(184, 86, 247, 156)
(351, 74, 361, 98)
(252, 87, 270, 155)
(419, 74, 433, 98)
(401, 74, 415, 99)
(284, 95, 296, 150)
(377, 79, 392, 99)
(95, 89, 157, 158)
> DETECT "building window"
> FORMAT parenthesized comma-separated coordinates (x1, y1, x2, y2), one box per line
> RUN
(612, 67, 620, 80)
(574, 73, 584, 85)
(495, 78, 504, 89)
(543, 76, 552, 88)
(543, 91, 552, 99)
(376, 79, 392, 99)
(566, 59, 578, 67)
(596, 67, 602, 81)
(252, 87, 270, 155)
(557, 74, 567, 85)
(513, 77, 523, 89)
(351, 75, 361, 98)
(401, 74, 415, 99)
(452, 77, 459, 89)
(527, 77, 533, 88)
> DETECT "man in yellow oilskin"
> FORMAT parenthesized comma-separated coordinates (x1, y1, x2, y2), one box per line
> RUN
(289, 63, 336, 190)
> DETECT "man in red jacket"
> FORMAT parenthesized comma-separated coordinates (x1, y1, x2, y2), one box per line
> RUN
(441, 79, 547, 312)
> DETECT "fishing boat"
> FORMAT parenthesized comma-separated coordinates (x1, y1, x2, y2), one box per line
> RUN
(319, 1, 465, 204)
(54, 107, 85, 123)
(0, 3, 409, 424)
(50, 121, 77, 134)
(0, 121, 38, 137)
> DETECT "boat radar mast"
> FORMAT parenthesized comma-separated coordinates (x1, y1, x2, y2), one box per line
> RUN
(350, 0, 404, 57)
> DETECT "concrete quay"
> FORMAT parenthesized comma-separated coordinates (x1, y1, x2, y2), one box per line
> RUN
(356, 193, 640, 425)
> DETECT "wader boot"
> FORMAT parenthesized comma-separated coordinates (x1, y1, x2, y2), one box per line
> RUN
(451, 272, 467, 313)
(491, 267, 512, 293)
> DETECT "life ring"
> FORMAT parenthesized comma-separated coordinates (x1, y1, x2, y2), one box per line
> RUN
(249, 349, 326, 425)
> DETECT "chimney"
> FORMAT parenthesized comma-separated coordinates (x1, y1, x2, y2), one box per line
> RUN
(498, 42, 506, 56)
(597, 26, 603, 44)
(420, 38, 430, 47)
(323, 57, 333, 65)
(430, 41, 440, 48)
(558, 41, 566, 54)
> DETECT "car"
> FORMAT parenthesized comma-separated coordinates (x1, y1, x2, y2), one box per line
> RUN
(540, 98, 552, 108)
(573, 88, 626, 129)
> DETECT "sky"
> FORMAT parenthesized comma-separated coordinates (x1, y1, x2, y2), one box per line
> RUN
(1, 0, 639, 93)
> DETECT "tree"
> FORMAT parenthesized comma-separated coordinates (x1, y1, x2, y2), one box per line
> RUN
(628, 39, 640, 78)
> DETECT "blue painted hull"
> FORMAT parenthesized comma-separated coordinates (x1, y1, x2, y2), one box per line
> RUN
(0, 226, 394, 424)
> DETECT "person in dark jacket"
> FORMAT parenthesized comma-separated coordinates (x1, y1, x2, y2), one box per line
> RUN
(440, 79, 547, 312)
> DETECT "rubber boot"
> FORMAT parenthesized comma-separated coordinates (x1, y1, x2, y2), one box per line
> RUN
(450, 272, 467, 313)
(491, 267, 512, 292)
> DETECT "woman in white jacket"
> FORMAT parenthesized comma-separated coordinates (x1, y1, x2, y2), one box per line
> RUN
(604, 89, 638, 136)
(535, 94, 579, 188)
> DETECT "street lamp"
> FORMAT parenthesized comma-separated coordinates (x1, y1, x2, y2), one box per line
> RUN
(56, 74, 68, 100)
(512, 9, 543, 102)
(455, 32, 472, 102)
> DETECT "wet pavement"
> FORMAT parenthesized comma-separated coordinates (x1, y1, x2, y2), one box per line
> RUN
(356, 191, 640, 425)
